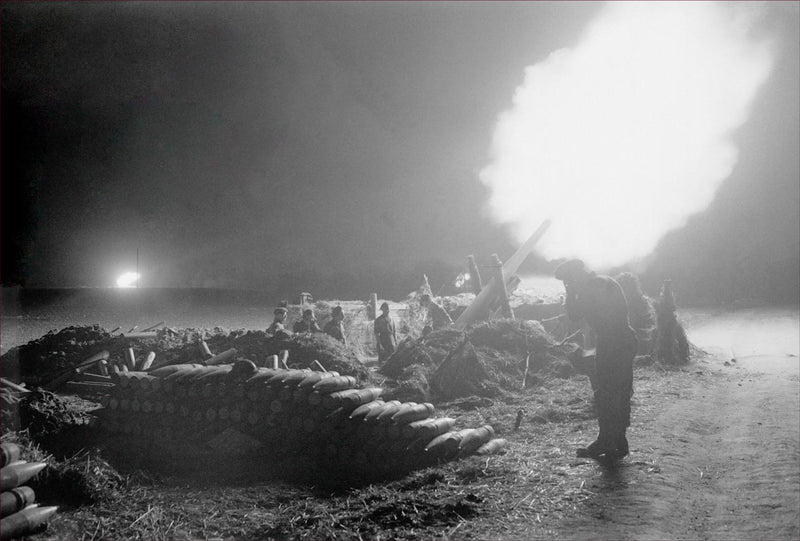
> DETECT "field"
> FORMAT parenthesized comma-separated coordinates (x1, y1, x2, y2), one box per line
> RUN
(2, 287, 797, 540)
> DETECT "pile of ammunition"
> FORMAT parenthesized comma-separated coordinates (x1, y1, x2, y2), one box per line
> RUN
(97, 362, 506, 476)
(0, 442, 57, 539)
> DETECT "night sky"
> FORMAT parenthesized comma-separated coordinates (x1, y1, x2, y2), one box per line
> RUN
(2, 2, 798, 302)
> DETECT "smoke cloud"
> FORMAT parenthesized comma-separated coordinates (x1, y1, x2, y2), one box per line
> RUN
(480, 1, 774, 269)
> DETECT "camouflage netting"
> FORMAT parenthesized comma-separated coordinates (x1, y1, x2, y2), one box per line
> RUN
(380, 319, 579, 402)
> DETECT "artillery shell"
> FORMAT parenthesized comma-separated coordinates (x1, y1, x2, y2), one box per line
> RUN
(368, 400, 402, 423)
(303, 417, 317, 433)
(402, 417, 456, 440)
(140, 351, 157, 371)
(149, 364, 205, 378)
(205, 347, 237, 366)
(141, 400, 153, 413)
(457, 425, 495, 457)
(1, 443, 21, 468)
(244, 369, 282, 386)
(277, 370, 313, 388)
(312, 375, 357, 394)
(153, 401, 164, 414)
(424, 429, 470, 459)
(307, 391, 323, 406)
(1, 505, 58, 539)
(475, 438, 508, 456)
(320, 388, 361, 410)
(333, 388, 383, 410)
(349, 400, 385, 421)
(1, 463, 47, 491)
(124, 348, 136, 371)
(296, 372, 325, 388)
(391, 402, 435, 425)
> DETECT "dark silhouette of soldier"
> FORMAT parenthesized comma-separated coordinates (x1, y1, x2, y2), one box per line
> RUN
(324, 306, 347, 345)
(373, 302, 397, 364)
(293, 308, 323, 334)
(555, 259, 637, 460)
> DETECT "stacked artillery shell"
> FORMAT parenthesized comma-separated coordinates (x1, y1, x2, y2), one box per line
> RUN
(0, 443, 57, 539)
(96, 363, 505, 477)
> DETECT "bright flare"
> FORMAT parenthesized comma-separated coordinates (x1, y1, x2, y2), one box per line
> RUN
(116, 272, 140, 288)
(480, 1, 774, 269)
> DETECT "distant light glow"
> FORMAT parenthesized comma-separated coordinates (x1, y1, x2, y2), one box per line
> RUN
(116, 272, 140, 288)
(480, 1, 773, 269)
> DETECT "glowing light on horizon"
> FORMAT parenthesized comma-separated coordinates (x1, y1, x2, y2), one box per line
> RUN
(480, 1, 774, 269)
(116, 272, 140, 288)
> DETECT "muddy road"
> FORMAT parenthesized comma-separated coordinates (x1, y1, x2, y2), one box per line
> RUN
(556, 307, 799, 540)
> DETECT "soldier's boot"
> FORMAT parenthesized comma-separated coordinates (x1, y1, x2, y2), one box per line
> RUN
(604, 423, 629, 461)
(576, 420, 611, 458)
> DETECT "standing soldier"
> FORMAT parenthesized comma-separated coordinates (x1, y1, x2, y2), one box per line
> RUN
(374, 302, 397, 364)
(555, 259, 637, 461)
(324, 306, 348, 346)
(419, 294, 454, 334)
(293, 308, 323, 334)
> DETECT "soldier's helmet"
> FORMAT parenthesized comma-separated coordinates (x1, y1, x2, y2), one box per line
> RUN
(332, 306, 344, 316)
(274, 307, 288, 316)
(554, 259, 589, 282)
(380, 302, 390, 311)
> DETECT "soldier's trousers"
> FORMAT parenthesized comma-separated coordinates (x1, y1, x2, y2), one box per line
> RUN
(594, 328, 637, 444)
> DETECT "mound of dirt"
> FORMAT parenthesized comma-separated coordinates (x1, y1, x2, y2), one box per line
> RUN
(18, 389, 96, 448)
(2, 324, 369, 388)
(380, 319, 578, 402)
(9, 325, 124, 384)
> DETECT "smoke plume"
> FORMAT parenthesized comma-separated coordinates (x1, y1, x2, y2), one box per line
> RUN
(480, 1, 774, 269)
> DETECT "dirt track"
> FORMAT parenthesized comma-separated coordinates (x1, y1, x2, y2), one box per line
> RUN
(555, 308, 800, 540)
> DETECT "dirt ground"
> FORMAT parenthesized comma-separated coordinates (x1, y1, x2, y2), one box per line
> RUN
(11, 307, 800, 540)
(553, 307, 800, 540)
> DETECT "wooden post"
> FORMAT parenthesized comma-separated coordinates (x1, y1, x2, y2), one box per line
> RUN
(454, 219, 550, 330)
(369, 293, 378, 320)
(141, 321, 165, 332)
(466, 255, 482, 294)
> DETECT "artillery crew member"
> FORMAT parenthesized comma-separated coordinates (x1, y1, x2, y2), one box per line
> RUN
(555, 259, 636, 461)
(374, 302, 397, 364)
(293, 308, 323, 334)
(267, 307, 289, 335)
(419, 294, 453, 332)
(324, 306, 348, 346)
